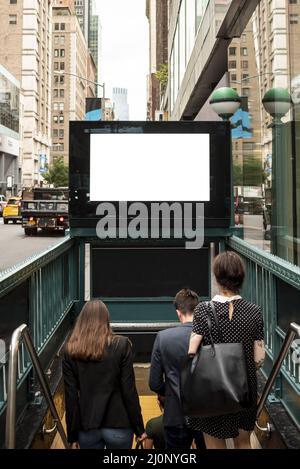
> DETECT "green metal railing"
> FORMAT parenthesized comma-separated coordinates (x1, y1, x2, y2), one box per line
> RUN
(0, 237, 79, 414)
(228, 236, 300, 429)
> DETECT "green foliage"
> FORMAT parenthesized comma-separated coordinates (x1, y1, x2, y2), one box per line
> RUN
(233, 156, 263, 187)
(155, 63, 168, 91)
(43, 156, 68, 188)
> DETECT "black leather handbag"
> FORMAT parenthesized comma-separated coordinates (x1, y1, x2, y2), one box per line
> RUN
(181, 301, 251, 418)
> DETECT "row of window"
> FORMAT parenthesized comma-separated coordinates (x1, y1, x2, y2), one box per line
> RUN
(54, 35, 65, 45)
(54, 75, 65, 84)
(52, 143, 64, 152)
(53, 89, 65, 98)
(231, 73, 250, 83)
(54, 23, 66, 31)
(54, 62, 65, 71)
(53, 129, 64, 138)
(54, 49, 65, 57)
(229, 61, 249, 70)
(229, 47, 248, 56)
(53, 115, 64, 124)
(53, 102, 64, 111)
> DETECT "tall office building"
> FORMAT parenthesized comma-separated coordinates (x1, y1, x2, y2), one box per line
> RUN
(112, 88, 129, 121)
(0, 0, 52, 187)
(74, 0, 101, 84)
(51, 1, 97, 164)
(74, 0, 90, 41)
(146, 0, 168, 121)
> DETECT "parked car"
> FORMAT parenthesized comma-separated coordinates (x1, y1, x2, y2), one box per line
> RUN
(0, 194, 7, 216)
(3, 197, 22, 224)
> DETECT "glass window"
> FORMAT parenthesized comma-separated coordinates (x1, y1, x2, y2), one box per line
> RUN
(186, 0, 196, 62)
(0, 70, 20, 133)
(290, 14, 299, 24)
(174, 25, 179, 103)
(54, 23, 59, 31)
(170, 46, 175, 112)
(9, 14, 17, 24)
(179, 1, 186, 84)
(229, 47, 237, 56)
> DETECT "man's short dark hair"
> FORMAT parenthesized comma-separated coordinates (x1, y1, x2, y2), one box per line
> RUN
(213, 251, 245, 293)
(174, 288, 199, 315)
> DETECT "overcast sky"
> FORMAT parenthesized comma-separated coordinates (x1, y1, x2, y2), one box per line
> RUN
(95, 1, 149, 120)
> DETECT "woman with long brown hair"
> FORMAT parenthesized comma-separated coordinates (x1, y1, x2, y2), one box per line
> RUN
(63, 300, 146, 449)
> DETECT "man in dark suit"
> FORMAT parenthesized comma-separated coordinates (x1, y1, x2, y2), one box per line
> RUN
(149, 289, 205, 450)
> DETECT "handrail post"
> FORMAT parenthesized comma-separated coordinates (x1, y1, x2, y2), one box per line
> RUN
(5, 324, 27, 449)
(22, 328, 69, 449)
(5, 324, 69, 449)
(257, 322, 300, 419)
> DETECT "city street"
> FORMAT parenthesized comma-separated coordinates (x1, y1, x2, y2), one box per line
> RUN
(0, 219, 65, 273)
(243, 214, 271, 252)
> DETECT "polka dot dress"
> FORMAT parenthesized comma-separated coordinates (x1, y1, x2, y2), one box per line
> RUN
(187, 298, 264, 440)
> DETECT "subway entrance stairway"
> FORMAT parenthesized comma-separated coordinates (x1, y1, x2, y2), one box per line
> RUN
(1, 236, 300, 449)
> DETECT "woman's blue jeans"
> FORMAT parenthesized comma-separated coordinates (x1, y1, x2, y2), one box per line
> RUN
(78, 427, 133, 449)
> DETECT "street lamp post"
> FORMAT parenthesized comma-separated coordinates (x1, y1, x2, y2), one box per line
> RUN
(53, 70, 105, 99)
(209, 87, 241, 227)
(262, 88, 292, 256)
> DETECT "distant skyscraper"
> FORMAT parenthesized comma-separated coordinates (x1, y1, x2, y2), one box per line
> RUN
(74, 0, 89, 41)
(74, 0, 101, 84)
(112, 88, 129, 121)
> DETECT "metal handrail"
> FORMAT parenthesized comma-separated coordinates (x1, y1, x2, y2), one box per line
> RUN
(5, 324, 69, 449)
(256, 322, 300, 429)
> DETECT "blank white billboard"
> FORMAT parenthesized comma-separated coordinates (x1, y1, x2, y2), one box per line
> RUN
(90, 133, 210, 202)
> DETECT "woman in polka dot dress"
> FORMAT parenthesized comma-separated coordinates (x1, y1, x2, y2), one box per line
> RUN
(187, 251, 265, 449)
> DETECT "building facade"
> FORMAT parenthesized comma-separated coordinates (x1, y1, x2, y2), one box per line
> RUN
(146, 0, 168, 121)
(0, 0, 52, 187)
(112, 88, 129, 120)
(51, 1, 97, 164)
(0, 64, 21, 195)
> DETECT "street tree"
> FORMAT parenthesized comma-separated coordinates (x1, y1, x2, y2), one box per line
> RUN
(43, 156, 68, 187)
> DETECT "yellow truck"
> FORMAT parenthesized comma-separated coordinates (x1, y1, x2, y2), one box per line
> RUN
(3, 197, 22, 224)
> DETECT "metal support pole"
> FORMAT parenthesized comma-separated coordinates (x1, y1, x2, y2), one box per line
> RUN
(257, 322, 300, 419)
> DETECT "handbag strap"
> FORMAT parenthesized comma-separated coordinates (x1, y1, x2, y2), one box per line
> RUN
(207, 301, 224, 343)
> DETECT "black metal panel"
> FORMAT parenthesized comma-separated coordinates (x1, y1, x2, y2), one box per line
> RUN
(69, 121, 231, 233)
(92, 247, 209, 299)
(0, 280, 29, 346)
(277, 278, 300, 332)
